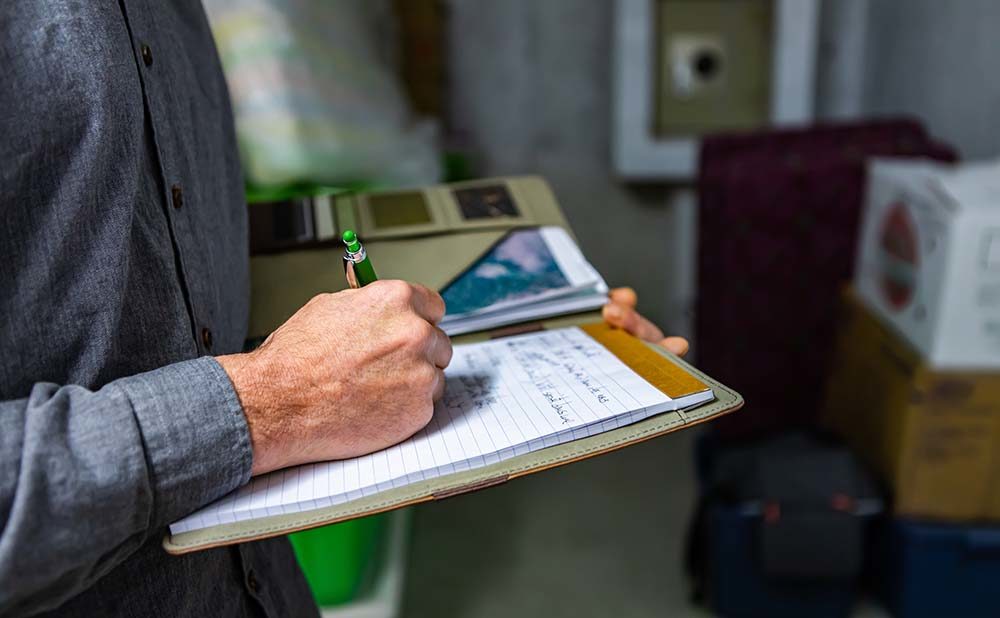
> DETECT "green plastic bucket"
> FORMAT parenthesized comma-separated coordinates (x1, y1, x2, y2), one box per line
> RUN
(289, 514, 387, 606)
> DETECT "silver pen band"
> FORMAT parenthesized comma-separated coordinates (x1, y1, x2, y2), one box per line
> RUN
(344, 245, 367, 264)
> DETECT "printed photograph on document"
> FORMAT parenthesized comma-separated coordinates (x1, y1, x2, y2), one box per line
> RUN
(441, 226, 601, 317)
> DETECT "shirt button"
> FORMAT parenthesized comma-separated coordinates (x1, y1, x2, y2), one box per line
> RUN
(171, 184, 184, 210)
(141, 44, 153, 67)
(246, 570, 260, 593)
(201, 327, 213, 350)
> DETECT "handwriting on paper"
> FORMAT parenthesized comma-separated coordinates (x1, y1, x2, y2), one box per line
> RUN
(170, 327, 675, 535)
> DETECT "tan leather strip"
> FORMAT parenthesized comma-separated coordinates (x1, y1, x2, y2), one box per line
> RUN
(580, 322, 709, 399)
(432, 474, 509, 500)
(488, 321, 546, 339)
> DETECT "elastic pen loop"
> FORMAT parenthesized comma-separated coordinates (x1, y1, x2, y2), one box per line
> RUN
(344, 258, 360, 289)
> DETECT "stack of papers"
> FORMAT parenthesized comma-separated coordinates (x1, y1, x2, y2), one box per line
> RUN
(170, 326, 713, 535)
(439, 227, 609, 336)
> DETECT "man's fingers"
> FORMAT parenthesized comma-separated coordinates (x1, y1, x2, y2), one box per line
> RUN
(603, 293, 687, 355)
(608, 287, 638, 308)
(432, 368, 446, 402)
(427, 324, 453, 369)
(660, 336, 690, 357)
(603, 302, 665, 342)
(409, 283, 447, 325)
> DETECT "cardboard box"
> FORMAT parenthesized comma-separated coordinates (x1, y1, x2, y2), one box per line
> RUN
(854, 158, 1000, 369)
(822, 290, 1000, 521)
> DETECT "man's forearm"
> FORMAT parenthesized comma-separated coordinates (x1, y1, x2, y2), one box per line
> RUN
(0, 357, 251, 616)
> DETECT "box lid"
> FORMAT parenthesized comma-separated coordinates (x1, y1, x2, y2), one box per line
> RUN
(936, 160, 1000, 210)
(870, 158, 1000, 213)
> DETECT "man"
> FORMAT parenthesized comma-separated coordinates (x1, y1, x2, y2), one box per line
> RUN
(0, 2, 687, 616)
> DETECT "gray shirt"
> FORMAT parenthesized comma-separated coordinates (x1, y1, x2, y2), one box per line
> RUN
(0, 2, 318, 616)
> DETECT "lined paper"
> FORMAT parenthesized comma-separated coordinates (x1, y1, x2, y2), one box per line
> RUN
(170, 327, 713, 535)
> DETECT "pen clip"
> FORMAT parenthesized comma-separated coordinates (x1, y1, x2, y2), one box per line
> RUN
(343, 257, 360, 289)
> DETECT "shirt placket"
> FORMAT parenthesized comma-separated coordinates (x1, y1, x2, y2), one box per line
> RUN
(116, 2, 274, 614)
(119, 0, 215, 358)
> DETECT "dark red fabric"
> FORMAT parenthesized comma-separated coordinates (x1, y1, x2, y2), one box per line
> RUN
(696, 119, 957, 440)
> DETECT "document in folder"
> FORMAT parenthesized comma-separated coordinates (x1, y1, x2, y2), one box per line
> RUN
(439, 226, 610, 336)
(170, 325, 713, 535)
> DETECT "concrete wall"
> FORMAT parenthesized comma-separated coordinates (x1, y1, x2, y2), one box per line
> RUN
(860, 0, 1000, 159)
(820, 0, 1000, 159)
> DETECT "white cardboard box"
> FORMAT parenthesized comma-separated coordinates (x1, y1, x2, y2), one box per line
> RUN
(854, 158, 1000, 369)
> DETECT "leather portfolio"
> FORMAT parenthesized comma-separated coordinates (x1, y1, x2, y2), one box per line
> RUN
(163, 176, 743, 554)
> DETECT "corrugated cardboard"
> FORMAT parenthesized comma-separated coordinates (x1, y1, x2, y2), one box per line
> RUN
(822, 289, 1000, 521)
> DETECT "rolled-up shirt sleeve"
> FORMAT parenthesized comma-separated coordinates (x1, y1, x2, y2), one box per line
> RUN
(0, 357, 252, 616)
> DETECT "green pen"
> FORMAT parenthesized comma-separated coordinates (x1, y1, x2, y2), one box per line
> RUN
(342, 229, 378, 288)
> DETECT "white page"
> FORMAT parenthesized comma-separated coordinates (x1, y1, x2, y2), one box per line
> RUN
(440, 291, 610, 336)
(170, 327, 710, 535)
(541, 226, 605, 289)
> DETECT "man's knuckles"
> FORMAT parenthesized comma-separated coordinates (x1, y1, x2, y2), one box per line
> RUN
(434, 367, 448, 399)
(415, 399, 435, 427)
(433, 327, 454, 368)
(394, 317, 436, 351)
(412, 362, 438, 391)
(368, 279, 413, 306)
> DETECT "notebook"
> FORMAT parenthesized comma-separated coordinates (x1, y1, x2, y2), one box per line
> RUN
(438, 227, 609, 336)
(170, 325, 713, 537)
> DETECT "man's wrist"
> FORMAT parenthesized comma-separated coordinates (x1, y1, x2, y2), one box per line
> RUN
(217, 352, 281, 476)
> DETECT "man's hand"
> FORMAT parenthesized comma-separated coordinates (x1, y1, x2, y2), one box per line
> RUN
(217, 280, 453, 476)
(602, 287, 690, 357)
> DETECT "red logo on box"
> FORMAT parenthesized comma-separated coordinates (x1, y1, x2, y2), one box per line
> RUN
(878, 202, 919, 311)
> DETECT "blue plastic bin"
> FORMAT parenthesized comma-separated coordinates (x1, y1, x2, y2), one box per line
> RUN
(707, 505, 858, 618)
(879, 520, 1000, 618)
